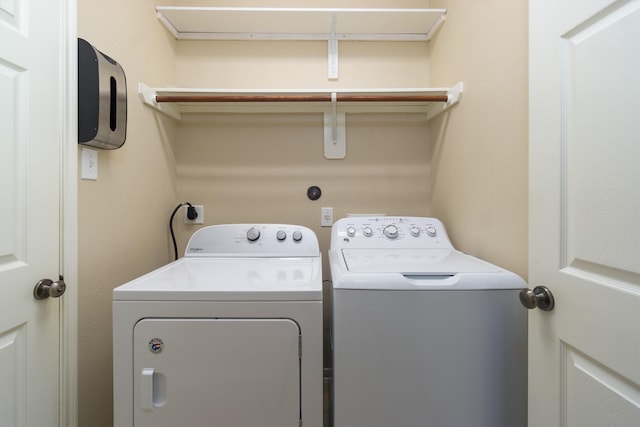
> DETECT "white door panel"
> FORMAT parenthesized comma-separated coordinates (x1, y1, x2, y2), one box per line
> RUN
(0, 0, 66, 425)
(566, 1, 640, 274)
(529, 0, 640, 426)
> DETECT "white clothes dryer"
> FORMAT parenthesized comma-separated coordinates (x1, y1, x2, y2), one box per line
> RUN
(329, 216, 527, 427)
(113, 224, 323, 427)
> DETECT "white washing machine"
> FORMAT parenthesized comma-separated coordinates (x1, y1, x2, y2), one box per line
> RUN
(113, 224, 323, 427)
(329, 216, 527, 427)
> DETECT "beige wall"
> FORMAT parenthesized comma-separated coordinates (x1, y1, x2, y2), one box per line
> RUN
(429, 0, 529, 279)
(174, 114, 432, 277)
(77, 1, 178, 426)
(76, 1, 528, 426)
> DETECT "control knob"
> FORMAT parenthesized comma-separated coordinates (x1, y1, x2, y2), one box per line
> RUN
(246, 227, 261, 241)
(292, 230, 303, 242)
(426, 226, 437, 237)
(410, 226, 420, 237)
(363, 227, 373, 237)
(383, 225, 399, 239)
(346, 227, 356, 237)
(276, 230, 287, 241)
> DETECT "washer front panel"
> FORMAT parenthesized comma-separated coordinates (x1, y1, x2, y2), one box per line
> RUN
(332, 288, 527, 427)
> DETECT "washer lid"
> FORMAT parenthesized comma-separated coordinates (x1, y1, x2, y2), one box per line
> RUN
(113, 257, 322, 301)
(342, 248, 500, 274)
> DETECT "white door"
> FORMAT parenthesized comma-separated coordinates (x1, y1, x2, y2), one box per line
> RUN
(529, 0, 640, 426)
(133, 318, 301, 427)
(0, 1, 69, 426)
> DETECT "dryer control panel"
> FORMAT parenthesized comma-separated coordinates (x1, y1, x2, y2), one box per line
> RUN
(331, 216, 454, 250)
(185, 224, 320, 257)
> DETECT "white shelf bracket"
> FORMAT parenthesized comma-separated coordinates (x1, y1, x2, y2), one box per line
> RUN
(328, 14, 338, 80)
(425, 14, 446, 41)
(331, 92, 337, 143)
(324, 92, 345, 159)
(138, 82, 181, 120)
(425, 81, 464, 120)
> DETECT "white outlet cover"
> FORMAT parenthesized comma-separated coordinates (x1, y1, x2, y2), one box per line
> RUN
(184, 205, 204, 225)
(321, 207, 333, 227)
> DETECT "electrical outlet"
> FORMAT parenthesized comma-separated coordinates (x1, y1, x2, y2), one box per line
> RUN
(184, 205, 204, 224)
(321, 207, 333, 227)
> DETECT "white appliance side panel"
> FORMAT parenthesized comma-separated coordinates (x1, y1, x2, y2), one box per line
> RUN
(332, 289, 527, 427)
(133, 318, 301, 427)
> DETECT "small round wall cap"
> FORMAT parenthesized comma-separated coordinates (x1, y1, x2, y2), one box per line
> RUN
(307, 185, 322, 201)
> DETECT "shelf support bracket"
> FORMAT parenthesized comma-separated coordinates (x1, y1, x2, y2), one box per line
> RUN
(138, 83, 181, 120)
(324, 93, 345, 159)
(425, 81, 464, 120)
(328, 14, 338, 80)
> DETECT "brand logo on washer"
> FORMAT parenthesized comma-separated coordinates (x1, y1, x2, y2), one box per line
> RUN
(148, 338, 164, 354)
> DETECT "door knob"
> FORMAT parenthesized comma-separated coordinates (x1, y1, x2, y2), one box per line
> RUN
(519, 285, 554, 311)
(33, 277, 66, 300)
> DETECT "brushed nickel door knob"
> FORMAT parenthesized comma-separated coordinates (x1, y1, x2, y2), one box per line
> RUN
(519, 286, 555, 311)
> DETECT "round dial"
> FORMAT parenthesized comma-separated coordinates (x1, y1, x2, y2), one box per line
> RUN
(363, 227, 373, 237)
(383, 225, 399, 239)
(246, 227, 261, 241)
(410, 226, 421, 237)
(426, 226, 437, 237)
(292, 230, 303, 241)
(346, 227, 356, 237)
(276, 230, 287, 241)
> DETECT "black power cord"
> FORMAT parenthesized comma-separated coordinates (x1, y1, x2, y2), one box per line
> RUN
(169, 202, 198, 261)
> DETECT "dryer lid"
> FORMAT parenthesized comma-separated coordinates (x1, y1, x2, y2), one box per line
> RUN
(113, 257, 322, 301)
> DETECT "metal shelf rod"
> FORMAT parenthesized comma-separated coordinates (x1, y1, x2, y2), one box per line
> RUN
(155, 94, 450, 103)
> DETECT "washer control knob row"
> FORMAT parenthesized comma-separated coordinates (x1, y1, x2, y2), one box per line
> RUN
(246, 227, 261, 241)
(383, 225, 399, 239)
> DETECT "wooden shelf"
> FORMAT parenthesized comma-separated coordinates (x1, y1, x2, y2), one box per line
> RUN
(139, 85, 462, 117)
(156, 6, 447, 41)
(138, 83, 464, 159)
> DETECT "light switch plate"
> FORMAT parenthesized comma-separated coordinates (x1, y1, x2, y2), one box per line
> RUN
(81, 147, 98, 180)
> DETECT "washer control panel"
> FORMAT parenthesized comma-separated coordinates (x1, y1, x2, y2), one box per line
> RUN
(331, 216, 454, 249)
(186, 224, 319, 257)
